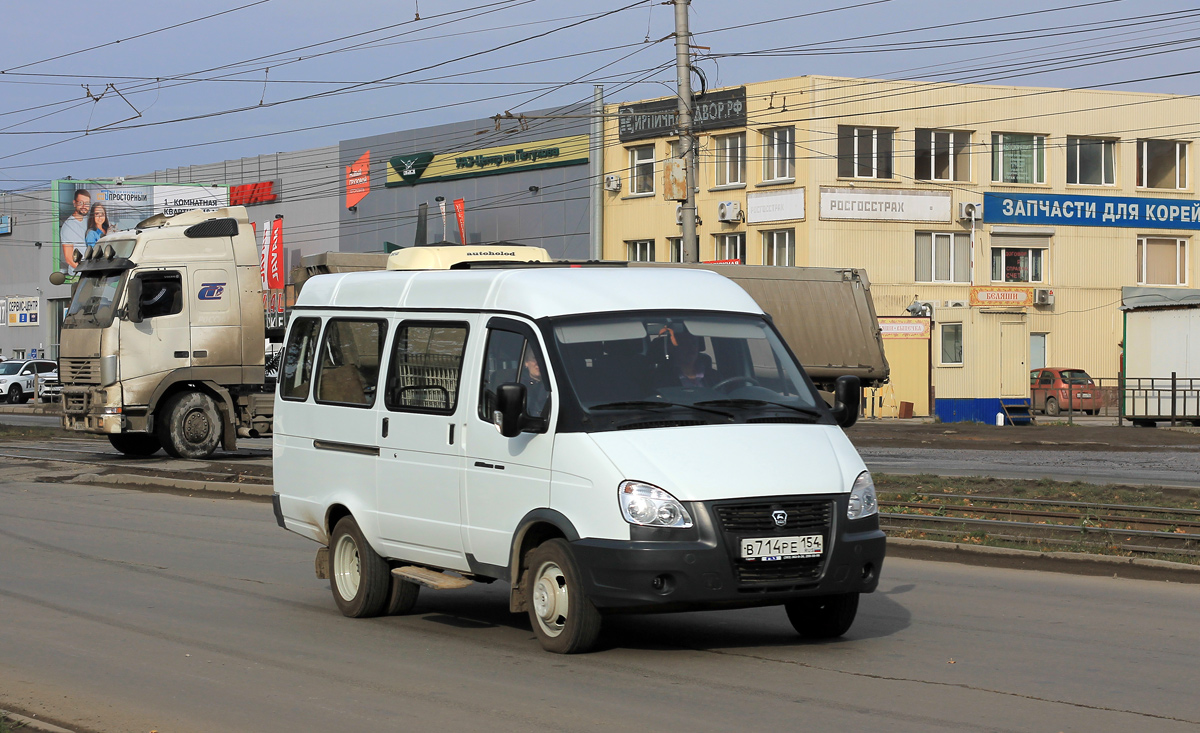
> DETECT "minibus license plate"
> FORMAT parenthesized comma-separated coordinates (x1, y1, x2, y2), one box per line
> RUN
(741, 535, 822, 561)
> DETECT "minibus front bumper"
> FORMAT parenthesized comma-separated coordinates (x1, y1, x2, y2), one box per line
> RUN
(569, 495, 885, 613)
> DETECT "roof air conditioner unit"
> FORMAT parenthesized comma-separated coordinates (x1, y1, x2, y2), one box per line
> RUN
(944, 300, 969, 308)
(603, 174, 621, 192)
(1034, 288, 1055, 306)
(717, 201, 742, 223)
(958, 202, 982, 221)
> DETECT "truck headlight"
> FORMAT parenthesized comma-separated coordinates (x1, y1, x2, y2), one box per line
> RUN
(847, 471, 878, 520)
(618, 480, 693, 528)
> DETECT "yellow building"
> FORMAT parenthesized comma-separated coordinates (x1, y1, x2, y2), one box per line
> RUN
(602, 75, 1200, 420)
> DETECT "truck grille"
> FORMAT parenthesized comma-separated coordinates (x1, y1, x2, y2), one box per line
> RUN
(61, 358, 100, 385)
(713, 498, 834, 590)
(64, 392, 89, 413)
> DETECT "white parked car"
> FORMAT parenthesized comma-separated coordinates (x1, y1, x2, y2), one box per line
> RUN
(0, 359, 58, 404)
(37, 367, 61, 403)
(272, 266, 884, 653)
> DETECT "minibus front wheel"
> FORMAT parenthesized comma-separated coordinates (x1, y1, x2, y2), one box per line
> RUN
(329, 515, 391, 618)
(524, 539, 602, 654)
(784, 592, 859, 639)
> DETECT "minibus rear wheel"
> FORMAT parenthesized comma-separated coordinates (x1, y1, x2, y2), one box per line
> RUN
(785, 593, 859, 639)
(329, 516, 391, 618)
(523, 539, 602, 654)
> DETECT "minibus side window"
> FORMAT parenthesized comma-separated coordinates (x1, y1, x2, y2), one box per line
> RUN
(280, 317, 321, 401)
(385, 322, 469, 414)
(314, 318, 385, 408)
(478, 328, 550, 421)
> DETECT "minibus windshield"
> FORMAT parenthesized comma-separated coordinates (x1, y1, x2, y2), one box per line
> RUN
(550, 313, 825, 431)
(64, 272, 124, 329)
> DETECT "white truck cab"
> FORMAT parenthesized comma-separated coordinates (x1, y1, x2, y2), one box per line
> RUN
(272, 264, 884, 653)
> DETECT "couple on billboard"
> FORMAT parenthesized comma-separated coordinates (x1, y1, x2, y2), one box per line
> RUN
(59, 189, 114, 274)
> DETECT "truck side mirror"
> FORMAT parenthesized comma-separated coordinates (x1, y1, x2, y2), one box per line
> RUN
(48, 271, 66, 286)
(830, 375, 861, 429)
(494, 383, 526, 438)
(126, 276, 143, 323)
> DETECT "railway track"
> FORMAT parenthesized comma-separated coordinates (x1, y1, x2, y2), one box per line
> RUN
(0, 441, 272, 485)
(881, 492, 1200, 558)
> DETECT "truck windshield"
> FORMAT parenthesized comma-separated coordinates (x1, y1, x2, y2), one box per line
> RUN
(549, 313, 826, 431)
(64, 273, 124, 328)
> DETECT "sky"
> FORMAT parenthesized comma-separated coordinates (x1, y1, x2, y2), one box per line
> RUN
(2, 0, 1199, 188)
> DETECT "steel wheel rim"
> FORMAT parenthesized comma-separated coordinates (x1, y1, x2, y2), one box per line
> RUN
(182, 408, 212, 443)
(333, 533, 361, 601)
(531, 560, 569, 638)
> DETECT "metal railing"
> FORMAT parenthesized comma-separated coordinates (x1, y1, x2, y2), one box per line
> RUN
(1121, 373, 1200, 425)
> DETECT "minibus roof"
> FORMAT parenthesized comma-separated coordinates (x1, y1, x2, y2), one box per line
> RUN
(293, 266, 762, 320)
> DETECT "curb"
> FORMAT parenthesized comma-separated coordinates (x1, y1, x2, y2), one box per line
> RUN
(0, 405, 60, 416)
(0, 709, 76, 733)
(75, 472, 273, 497)
(887, 537, 1200, 584)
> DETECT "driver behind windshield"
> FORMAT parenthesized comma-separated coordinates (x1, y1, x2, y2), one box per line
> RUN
(662, 327, 715, 388)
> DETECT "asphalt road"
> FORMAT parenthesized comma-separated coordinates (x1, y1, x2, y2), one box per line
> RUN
(2, 477, 1198, 733)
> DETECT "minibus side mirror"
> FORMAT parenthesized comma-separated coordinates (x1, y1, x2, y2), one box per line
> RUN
(830, 375, 861, 429)
(494, 383, 526, 438)
(126, 277, 143, 323)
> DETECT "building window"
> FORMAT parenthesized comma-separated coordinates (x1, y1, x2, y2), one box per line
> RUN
(629, 145, 655, 195)
(1137, 139, 1188, 190)
(915, 129, 970, 182)
(762, 127, 794, 181)
(714, 133, 745, 186)
(762, 230, 795, 266)
(1067, 137, 1115, 186)
(991, 247, 1044, 283)
(714, 233, 746, 264)
(940, 323, 963, 365)
(627, 239, 655, 262)
(991, 133, 1046, 184)
(838, 126, 893, 179)
(1137, 237, 1187, 285)
(915, 232, 971, 283)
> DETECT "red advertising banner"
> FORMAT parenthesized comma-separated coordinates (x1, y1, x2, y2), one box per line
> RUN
(346, 151, 370, 209)
(266, 218, 285, 290)
(230, 180, 279, 206)
(453, 198, 467, 244)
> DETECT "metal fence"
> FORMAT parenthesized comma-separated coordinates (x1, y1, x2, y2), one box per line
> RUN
(1023, 374, 1200, 425)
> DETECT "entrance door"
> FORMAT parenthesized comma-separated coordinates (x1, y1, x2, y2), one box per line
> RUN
(1000, 322, 1028, 398)
(461, 317, 555, 569)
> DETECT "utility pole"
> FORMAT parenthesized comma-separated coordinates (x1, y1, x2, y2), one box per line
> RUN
(674, 0, 698, 263)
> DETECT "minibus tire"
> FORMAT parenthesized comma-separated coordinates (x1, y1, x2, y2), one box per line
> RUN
(329, 516, 390, 618)
(523, 539, 602, 654)
(108, 433, 162, 457)
(158, 391, 222, 459)
(385, 575, 420, 615)
(784, 593, 859, 639)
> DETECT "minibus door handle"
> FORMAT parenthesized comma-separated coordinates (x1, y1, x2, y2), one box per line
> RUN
(381, 417, 389, 438)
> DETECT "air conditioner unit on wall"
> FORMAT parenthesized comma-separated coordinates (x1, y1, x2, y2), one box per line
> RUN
(958, 202, 982, 221)
(1034, 288, 1055, 306)
(944, 300, 969, 308)
(603, 174, 621, 192)
(717, 201, 743, 223)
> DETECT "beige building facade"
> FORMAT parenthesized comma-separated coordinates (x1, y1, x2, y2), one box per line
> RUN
(602, 75, 1200, 420)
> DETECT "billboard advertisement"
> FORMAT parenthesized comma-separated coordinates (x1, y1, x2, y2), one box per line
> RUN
(52, 180, 228, 278)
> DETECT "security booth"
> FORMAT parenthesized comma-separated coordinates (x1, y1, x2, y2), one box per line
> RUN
(1121, 286, 1200, 426)
(931, 296, 1034, 424)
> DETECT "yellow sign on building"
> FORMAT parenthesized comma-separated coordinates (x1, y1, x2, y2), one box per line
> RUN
(386, 135, 589, 187)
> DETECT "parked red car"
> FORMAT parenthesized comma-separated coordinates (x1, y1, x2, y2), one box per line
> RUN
(1030, 368, 1101, 415)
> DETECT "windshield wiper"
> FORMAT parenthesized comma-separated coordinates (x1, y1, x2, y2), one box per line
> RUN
(588, 400, 734, 419)
(696, 398, 824, 420)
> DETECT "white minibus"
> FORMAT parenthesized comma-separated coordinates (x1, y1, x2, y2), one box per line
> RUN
(272, 265, 884, 653)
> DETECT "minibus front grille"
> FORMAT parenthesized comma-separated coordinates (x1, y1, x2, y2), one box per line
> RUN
(713, 498, 833, 589)
(714, 500, 831, 533)
(734, 559, 823, 587)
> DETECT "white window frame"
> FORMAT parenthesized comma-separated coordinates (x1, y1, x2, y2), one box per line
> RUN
(916, 129, 971, 182)
(991, 133, 1047, 184)
(714, 233, 746, 264)
(667, 237, 683, 263)
(1067, 136, 1115, 186)
(1137, 236, 1188, 286)
(762, 229, 795, 266)
(990, 247, 1045, 283)
(762, 127, 794, 181)
(626, 239, 655, 262)
(714, 133, 746, 186)
(629, 145, 655, 195)
(917, 232, 972, 283)
(939, 323, 963, 366)
(1137, 139, 1188, 190)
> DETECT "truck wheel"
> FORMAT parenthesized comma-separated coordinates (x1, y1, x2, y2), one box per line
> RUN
(108, 433, 162, 457)
(157, 392, 222, 459)
(785, 593, 859, 639)
(385, 574, 421, 615)
(523, 539, 602, 654)
(1044, 397, 1060, 416)
(7, 385, 22, 404)
(329, 516, 390, 618)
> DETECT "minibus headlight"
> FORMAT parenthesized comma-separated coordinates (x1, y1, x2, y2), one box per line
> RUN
(847, 471, 878, 520)
(618, 481, 693, 529)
